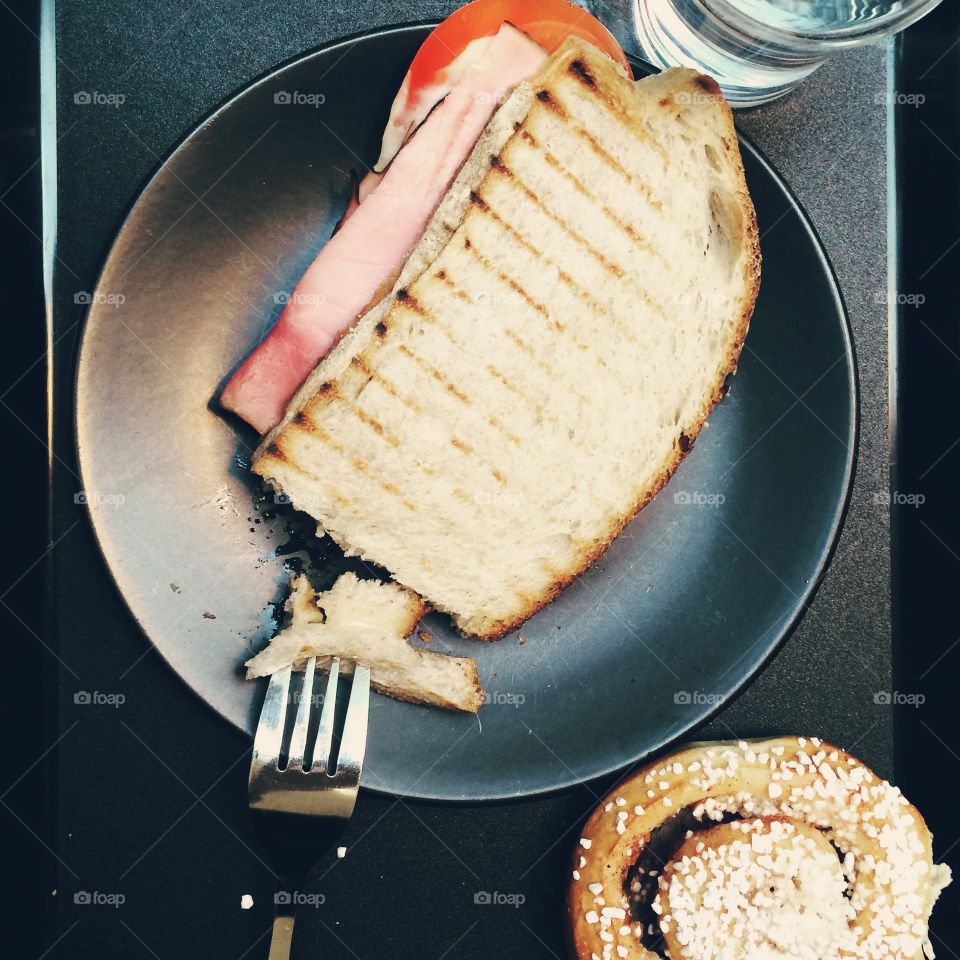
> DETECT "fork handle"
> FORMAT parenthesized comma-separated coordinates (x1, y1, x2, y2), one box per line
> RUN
(267, 916, 295, 960)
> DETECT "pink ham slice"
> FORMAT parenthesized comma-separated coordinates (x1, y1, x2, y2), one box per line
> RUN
(221, 24, 548, 433)
(330, 170, 383, 236)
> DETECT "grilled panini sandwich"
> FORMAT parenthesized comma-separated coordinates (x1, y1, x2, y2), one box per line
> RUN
(253, 38, 761, 641)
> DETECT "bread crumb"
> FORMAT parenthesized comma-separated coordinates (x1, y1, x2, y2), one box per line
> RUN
(417, 629, 432, 644)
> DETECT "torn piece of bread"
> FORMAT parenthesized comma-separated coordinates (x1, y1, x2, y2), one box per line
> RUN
(245, 573, 483, 713)
(254, 38, 761, 641)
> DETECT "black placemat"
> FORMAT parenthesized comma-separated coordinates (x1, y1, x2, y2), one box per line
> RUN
(48, 2, 894, 957)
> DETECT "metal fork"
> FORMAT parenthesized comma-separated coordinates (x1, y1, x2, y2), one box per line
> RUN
(248, 657, 371, 960)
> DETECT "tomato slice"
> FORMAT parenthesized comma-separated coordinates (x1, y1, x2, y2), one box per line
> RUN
(374, 0, 631, 170)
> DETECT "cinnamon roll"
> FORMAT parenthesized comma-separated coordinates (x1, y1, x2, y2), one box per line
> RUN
(568, 737, 950, 960)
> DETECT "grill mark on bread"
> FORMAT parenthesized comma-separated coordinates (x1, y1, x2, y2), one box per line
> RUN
(485, 362, 545, 420)
(450, 436, 506, 486)
(457, 240, 625, 376)
(568, 58, 596, 88)
(269, 474, 357, 521)
(412, 308, 556, 476)
(550, 72, 669, 165)
(488, 162, 662, 313)
(530, 105, 663, 210)
(441, 241, 551, 326)
(393, 322, 512, 485)
(394, 288, 422, 313)
(501, 324, 586, 377)
(522, 125, 663, 223)
(571, 123, 632, 183)
(504, 328, 536, 358)
(290, 418, 340, 452)
(431, 263, 581, 438)
(344, 400, 401, 448)
(473, 190, 661, 330)
(468, 199, 590, 307)
(435, 270, 472, 303)
(452, 487, 483, 513)
(350, 355, 423, 415)
(461, 238, 554, 324)
(280, 418, 415, 512)
(397, 344, 470, 404)
(347, 452, 417, 512)
(394, 285, 462, 350)
(469, 190, 488, 212)
(566, 57, 665, 162)
(501, 328, 595, 408)
(440, 263, 624, 405)
(393, 273, 528, 451)
(329, 489, 354, 514)
(336, 373, 444, 487)
(537, 150, 665, 265)
(450, 231, 573, 362)
(535, 88, 563, 113)
(500, 271, 549, 321)
(488, 415, 522, 447)
(381, 482, 417, 512)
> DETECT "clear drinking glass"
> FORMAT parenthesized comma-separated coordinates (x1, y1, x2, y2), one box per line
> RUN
(590, 0, 946, 106)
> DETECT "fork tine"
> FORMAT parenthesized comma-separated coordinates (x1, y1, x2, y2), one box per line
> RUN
(251, 665, 291, 765)
(311, 658, 340, 774)
(286, 657, 316, 770)
(335, 665, 370, 780)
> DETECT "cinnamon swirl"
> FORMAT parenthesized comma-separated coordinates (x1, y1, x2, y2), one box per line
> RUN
(568, 737, 950, 960)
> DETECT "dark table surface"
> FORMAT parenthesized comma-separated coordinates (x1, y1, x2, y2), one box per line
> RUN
(48, 2, 901, 957)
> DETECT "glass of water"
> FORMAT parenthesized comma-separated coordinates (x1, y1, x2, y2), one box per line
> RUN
(591, 0, 945, 106)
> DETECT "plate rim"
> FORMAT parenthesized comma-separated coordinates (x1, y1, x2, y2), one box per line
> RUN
(74, 22, 859, 802)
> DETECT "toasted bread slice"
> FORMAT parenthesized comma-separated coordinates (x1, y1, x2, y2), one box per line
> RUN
(245, 573, 483, 713)
(254, 39, 761, 640)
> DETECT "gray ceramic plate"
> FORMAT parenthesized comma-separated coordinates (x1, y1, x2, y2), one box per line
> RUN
(76, 25, 856, 801)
